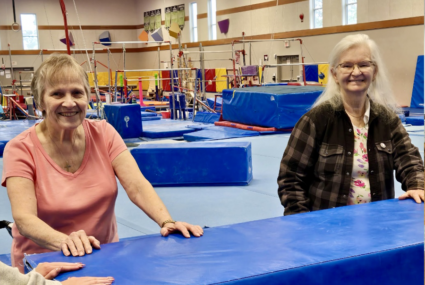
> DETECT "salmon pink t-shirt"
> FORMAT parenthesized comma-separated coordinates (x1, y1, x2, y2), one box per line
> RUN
(1, 119, 127, 271)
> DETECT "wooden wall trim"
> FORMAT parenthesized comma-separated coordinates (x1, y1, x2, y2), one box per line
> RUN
(198, 13, 208, 20)
(277, 0, 306, 5)
(216, 1, 277, 16)
(1, 17, 422, 56)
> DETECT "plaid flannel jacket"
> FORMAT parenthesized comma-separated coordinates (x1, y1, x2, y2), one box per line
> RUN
(278, 101, 424, 216)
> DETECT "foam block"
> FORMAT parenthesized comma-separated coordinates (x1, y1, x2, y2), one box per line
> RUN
(104, 104, 143, 139)
(24, 200, 423, 284)
(169, 22, 181, 38)
(151, 28, 164, 42)
(130, 141, 252, 186)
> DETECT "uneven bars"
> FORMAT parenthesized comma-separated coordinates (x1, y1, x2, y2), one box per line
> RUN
(183, 50, 233, 54)
(116, 68, 196, 72)
(264, 62, 328, 67)
(93, 41, 171, 45)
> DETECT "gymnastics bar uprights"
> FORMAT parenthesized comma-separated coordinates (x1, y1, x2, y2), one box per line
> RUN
(7, 44, 15, 94)
(93, 40, 179, 119)
(232, 38, 308, 86)
(117, 67, 197, 119)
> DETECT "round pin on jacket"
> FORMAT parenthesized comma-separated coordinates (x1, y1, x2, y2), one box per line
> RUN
(380, 143, 386, 148)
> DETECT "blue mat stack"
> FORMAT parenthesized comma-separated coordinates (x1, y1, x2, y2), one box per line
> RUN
(222, 86, 324, 129)
(130, 141, 253, 186)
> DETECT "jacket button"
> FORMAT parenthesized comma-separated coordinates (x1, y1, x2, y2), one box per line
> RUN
(370, 170, 374, 173)
(380, 143, 386, 148)
(372, 193, 376, 196)
(343, 195, 347, 198)
(348, 151, 352, 155)
(346, 172, 350, 175)
(348, 129, 352, 132)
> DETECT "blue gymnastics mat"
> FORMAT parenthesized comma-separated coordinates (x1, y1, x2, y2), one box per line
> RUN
(0, 120, 41, 157)
(141, 119, 200, 138)
(222, 86, 324, 129)
(405, 115, 424, 126)
(130, 141, 252, 186)
(184, 125, 260, 141)
(25, 199, 423, 285)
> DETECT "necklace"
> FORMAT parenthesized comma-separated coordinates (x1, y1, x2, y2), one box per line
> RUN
(47, 129, 77, 172)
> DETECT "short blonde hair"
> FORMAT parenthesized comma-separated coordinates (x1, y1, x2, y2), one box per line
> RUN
(313, 34, 400, 114)
(31, 54, 91, 113)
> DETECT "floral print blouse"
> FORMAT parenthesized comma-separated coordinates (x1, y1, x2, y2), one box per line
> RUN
(347, 125, 371, 205)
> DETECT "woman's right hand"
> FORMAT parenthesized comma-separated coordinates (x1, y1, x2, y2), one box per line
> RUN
(62, 277, 114, 285)
(61, 230, 101, 256)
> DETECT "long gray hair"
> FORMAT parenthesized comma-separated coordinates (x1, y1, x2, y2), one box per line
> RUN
(313, 34, 400, 114)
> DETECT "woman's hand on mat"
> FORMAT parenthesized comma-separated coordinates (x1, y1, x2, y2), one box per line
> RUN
(160, 221, 204, 238)
(62, 276, 115, 285)
(35, 262, 85, 279)
(60, 230, 101, 257)
(399, 189, 424, 203)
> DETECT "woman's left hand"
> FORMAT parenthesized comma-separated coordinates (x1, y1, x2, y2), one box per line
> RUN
(160, 221, 204, 238)
(34, 262, 85, 279)
(399, 190, 424, 203)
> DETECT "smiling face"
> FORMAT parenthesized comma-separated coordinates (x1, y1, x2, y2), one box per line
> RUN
(332, 44, 377, 99)
(41, 69, 88, 131)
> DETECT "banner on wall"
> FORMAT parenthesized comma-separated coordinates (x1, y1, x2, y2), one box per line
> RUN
(165, 4, 185, 30)
(144, 9, 162, 33)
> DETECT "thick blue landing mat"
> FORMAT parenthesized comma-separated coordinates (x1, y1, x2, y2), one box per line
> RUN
(222, 86, 324, 129)
(25, 199, 423, 285)
(131, 142, 253, 186)
(184, 125, 260, 141)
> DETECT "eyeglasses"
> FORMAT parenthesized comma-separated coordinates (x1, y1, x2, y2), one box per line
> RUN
(337, 61, 375, 74)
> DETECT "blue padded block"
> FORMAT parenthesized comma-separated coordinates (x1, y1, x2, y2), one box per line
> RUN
(130, 141, 252, 186)
(222, 86, 324, 129)
(104, 104, 142, 139)
(0, 142, 4, 157)
(207, 97, 222, 111)
(193, 112, 221, 124)
(184, 126, 260, 141)
(405, 115, 424, 126)
(25, 200, 423, 284)
(142, 116, 161, 121)
(304, 64, 319, 82)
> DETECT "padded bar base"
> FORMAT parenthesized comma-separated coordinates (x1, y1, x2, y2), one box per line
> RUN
(104, 104, 143, 139)
(25, 200, 423, 284)
(405, 115, 424, 126)
(130, 141, 252, 186)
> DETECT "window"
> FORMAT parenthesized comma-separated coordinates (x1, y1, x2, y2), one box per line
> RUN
(189, 2, 198, 42)
(343, 0, 357, 25)
(207, 0, 217, 40)
(21, 14, 39, 50)
(311, 0, 323, 29)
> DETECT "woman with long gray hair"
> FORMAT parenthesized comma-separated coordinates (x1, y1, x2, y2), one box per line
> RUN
(278, 34, 423, 216)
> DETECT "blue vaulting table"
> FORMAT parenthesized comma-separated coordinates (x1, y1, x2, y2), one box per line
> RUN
(25, 199, 423, 284)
